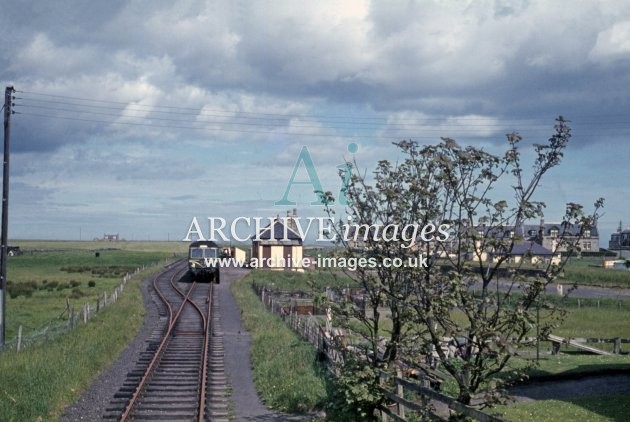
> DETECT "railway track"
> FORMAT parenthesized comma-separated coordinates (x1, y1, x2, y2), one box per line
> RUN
(104, 261, 229, 421)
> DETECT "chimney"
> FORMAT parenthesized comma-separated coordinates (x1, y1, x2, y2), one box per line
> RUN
(286, 210, 298, 231)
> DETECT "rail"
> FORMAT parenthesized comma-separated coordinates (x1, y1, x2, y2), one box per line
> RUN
(119, 264, 212, 421)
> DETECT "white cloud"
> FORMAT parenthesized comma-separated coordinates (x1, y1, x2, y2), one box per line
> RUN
(590, 20, 630, 61)
(1, 0, 630, 239)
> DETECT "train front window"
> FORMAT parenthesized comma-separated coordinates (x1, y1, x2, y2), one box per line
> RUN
(190, 248, 204, 259)
(203, 248, 218, 258)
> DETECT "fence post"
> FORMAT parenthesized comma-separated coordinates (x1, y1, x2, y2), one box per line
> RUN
(379, 372, 389, 422)
(83, 304, 88, 324)
(614, 337, 622, 354)
(96, 297, 100, 312)
(396, 367, 405, 419)
(16, 325, 22, 352)
(104, 290, 108, 306)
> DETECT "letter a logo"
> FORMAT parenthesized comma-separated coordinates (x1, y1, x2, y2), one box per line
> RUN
(275, 146, 324, 205)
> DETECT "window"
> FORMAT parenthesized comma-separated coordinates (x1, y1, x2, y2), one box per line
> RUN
(583, 241, 592, 251)
(583, 230, 591, 238)
(550, 228, 559, 238)
(190, 247, 218, 259)
(203, 248, 218, 258)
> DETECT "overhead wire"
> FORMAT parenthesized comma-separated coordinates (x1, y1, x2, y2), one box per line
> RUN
(12, 89, 630, 140)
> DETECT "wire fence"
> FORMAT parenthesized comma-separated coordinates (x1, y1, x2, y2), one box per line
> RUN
(1, 258, 174, 353)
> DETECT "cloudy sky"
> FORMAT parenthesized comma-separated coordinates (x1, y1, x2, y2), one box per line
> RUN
(1, 0, 630, 244)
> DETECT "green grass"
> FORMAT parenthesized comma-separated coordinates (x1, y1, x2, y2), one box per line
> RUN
(498, 395, 630, 421)
(562, 257, 630, 287)
(244, 269, 630, 420)
(0, 264, 157, 421)
(4, 241, 185, 340)
(230, 270, 330, 413)
(249, 268, 354, 292)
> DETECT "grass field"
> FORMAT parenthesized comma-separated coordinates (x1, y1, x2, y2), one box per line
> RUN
(0, 240, 185, 420)
(250, 269, 630, 340)
(4, 240, 187, 341)
(248, 268, 630, 420)
(562, 257, 630, 287)
(498, 394, 630, 422)
(0, 241, 185, 420)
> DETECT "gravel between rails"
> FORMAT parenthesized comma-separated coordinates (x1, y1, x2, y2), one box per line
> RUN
(62, 266, 321, 421)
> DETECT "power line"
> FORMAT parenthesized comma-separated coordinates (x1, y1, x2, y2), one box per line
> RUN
(13, 89, 630, 140)
(20, 89, 619, 126)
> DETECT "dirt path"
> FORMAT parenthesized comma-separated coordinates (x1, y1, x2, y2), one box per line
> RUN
(218, 267, 288, 421)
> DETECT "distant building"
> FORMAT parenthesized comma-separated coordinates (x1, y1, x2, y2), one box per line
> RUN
(609, 221, 630, 257)
(468, 217, 597, 264)
(536, 220, 599, 253)
(477, 219, 598, 253)
(102, 233, 120, 241)
(251, 210, 304, 271)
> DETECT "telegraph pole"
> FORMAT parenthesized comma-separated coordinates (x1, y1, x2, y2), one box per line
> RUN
(1, 86, 15, 345)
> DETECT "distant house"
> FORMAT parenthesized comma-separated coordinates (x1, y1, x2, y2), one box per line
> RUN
(609, 222, 630, 258)
(536, 220, 599, 253)
(251, 210, 304, 271)
(102, 233, 120, 242)
(467, 217, 596, 264)
(476, 219, 598, 254)
(609, 221, 630, 250)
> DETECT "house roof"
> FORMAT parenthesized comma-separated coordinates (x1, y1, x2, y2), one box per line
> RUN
(510, 242, 556, 256)
(254, 219, 303, 241)
(476, 222, 598, 240)
(538, 223, 598, 237)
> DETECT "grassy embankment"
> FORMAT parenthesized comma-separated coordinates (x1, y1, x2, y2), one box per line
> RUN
(243, 268, 630, 421)
(0, 240, 186, 420)
(230, 270, 332, 413)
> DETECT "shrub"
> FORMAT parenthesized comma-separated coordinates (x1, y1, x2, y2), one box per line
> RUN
(7, 281, 37, 298)
(87, 280, 96, 288)
(70, 288, 85, 299)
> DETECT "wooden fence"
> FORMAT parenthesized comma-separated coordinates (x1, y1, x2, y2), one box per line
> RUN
(252, 281, 505, 421)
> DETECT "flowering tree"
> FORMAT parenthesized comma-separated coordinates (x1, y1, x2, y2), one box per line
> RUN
(322, 117, 603, 415)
